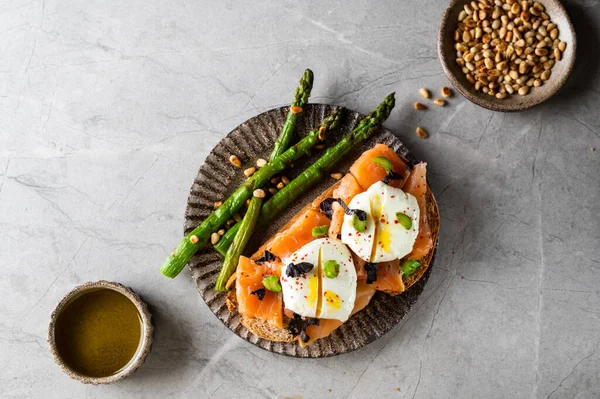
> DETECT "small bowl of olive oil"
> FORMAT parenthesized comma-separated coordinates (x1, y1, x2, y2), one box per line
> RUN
(48, 281, 154, 384)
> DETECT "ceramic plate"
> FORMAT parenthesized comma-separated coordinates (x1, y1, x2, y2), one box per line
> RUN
(185, 104, 435, 357)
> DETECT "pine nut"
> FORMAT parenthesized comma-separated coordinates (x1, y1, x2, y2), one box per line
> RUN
(416, 127, 429, 139)
(214, 201, 223, 208)
(419, 88, 430, 98)
(190, 235, 199, 244)
(518, 85, 530, 95)
(414, 102, 427, 110)
(256, 158, 267, 168)
(253, 189, 265, 198)
(434, 98, 447, 107)
(244, 167, 256, 177)
(453, 0, 565, 98)
(442, 87, 452, 97)
(554, 48, 562, 61)
(558, 41, 566, 52)
(210, 233, 220, 245)
(229, 155, 241, 167)
(330, 173, 343, 180)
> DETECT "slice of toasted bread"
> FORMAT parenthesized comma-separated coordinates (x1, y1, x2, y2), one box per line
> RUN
(233, 184, 440, 344)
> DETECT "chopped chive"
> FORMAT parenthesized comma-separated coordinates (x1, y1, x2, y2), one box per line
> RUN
(401, 259, 420, 276)
(324, 260, 340, 279)
(396, 212, 412, 230)
(372, 156, 392, 173)
(312, 225, 329, 237)
(262, 275, 282, 292)
(352, 214, 367, 232)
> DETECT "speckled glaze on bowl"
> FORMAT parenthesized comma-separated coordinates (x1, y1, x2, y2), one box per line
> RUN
(185, 104, 437, 358)
(438, 0, 576, 112)
(48, 281, 154, 384)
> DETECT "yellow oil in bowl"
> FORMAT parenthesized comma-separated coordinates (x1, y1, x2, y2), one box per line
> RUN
(53, 288, 142, 378)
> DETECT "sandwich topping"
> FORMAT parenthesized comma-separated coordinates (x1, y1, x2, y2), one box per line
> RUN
(287, 313, 320, 343)
(250, 288, 266, 300)
(257, 250, 276, 263)
(319, 198, 367, 223)
(342, 181, 420, 263)
(281, 238, 357, 322)
(285, 262, 314, 278)
(364, 262, 378, 284)
(372, 156, 404, 185)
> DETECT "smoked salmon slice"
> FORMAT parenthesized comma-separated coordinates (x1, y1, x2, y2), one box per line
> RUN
(352, 252, 367, 281)
(236, 256, 284, 329)
(328, 174, 363, 238)
(402, 163, 432, 261)
(349, 143, 410, 190)
(266, 208, 331, 261)
(372, 259, 405, 294)
(301, 281, 377, 346)
(352, 254, 404, 293)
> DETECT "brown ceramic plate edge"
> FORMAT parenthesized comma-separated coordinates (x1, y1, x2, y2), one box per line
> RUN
(438, 0, 576, 112)
(185, 104, 437, 357)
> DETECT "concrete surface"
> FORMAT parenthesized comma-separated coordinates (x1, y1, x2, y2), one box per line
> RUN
(1, 0, 600, 398)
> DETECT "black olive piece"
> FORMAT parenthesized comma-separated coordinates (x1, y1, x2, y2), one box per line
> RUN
(285, 262, 314, 278)
(365, 262, 378, 284)
(250, 288, 266, 300)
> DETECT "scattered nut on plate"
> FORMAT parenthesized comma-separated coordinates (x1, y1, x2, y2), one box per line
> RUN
(454, 0, 566, 98)
(414, 102, 427, 110)
(229, 154, 242, 167)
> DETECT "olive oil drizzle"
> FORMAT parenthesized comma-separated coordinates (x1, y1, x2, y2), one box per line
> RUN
(54, 289, 142, 378)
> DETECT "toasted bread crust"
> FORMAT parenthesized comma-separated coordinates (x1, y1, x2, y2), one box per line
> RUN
(240, 316, 297, 342)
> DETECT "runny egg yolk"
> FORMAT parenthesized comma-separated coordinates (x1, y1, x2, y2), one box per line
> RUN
(379, 228, 391, 252)
(323, 290, 342, 309)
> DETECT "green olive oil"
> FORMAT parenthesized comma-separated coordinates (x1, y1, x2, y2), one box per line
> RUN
(54, 289, 142, 377)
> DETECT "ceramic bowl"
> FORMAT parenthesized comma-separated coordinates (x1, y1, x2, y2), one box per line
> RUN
(438, 0, 576, 111)
(47, 281, 154, 384)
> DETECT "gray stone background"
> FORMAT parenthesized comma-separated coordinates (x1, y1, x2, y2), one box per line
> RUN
(1, 0, 599, 398)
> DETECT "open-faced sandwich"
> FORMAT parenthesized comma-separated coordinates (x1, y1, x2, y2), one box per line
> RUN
(160, 69, 439, 349)
(226, 144, 439, 346)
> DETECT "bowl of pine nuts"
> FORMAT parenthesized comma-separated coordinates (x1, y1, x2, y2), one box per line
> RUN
(438, 0, 576, 112)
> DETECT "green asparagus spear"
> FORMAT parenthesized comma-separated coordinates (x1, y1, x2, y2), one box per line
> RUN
(214, 93, 396, 256)
(270, 69, 313, 162)
(160, 108, 343, 278)
(215, 193, 262, 291)
(214, 222, 241, 256)
(216, 70, 314, 290)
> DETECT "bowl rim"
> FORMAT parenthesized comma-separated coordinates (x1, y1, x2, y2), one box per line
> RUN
(47, 280, 154, 385)
(437, 0, 577, 112)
